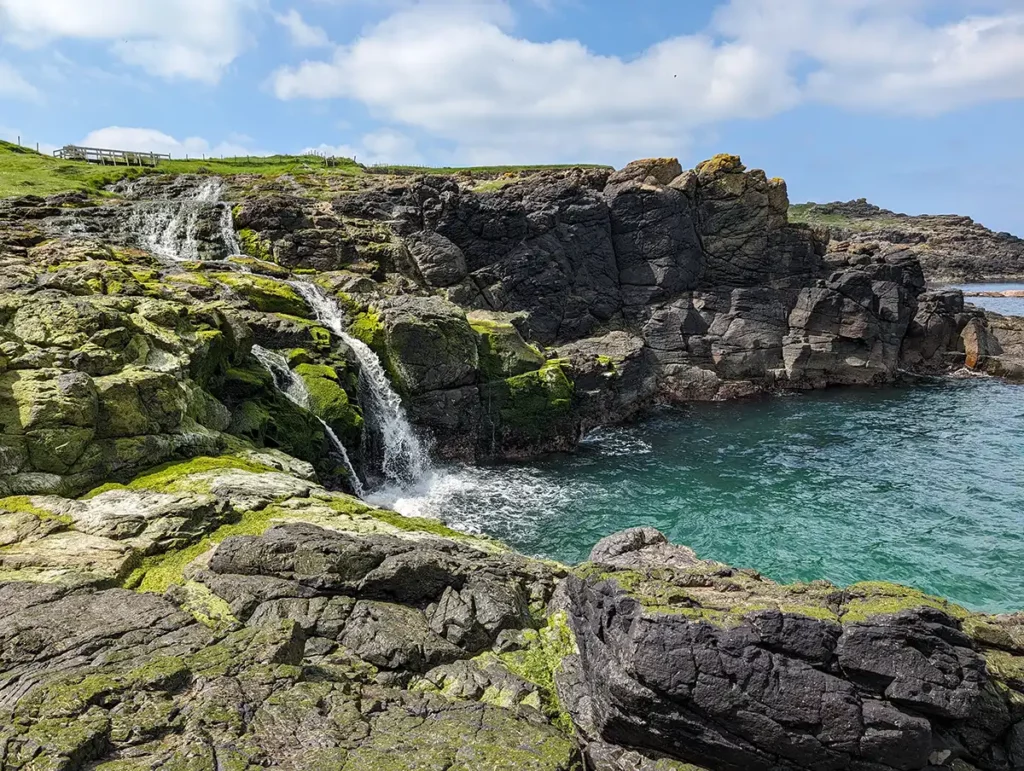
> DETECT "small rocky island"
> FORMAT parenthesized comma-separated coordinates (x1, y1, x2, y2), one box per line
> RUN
(1, 147, 1023, 770)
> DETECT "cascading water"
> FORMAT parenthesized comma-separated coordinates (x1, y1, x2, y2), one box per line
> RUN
(291, 282, 430, 497)
(251, 344, 364, 496)
(128, 177, 240, 261)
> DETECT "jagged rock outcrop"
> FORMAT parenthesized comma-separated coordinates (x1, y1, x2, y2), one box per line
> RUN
(337, 155, 965, 409)
(3, 154, 1022, 486)
(791, 199, 1024, 282)
(559, 528, 1024, 771)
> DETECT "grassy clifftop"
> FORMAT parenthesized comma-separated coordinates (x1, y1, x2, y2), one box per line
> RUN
(0, 140, 606, 199)
(0, 141, 365, 198)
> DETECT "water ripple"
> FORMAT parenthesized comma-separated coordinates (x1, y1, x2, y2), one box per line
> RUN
(398, 380, 1024, 613)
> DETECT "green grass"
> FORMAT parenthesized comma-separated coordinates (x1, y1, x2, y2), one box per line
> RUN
(157, 154, 363, 177)
(1, 140, 611, 201)
(366, 163, 612, 176)
(0, 140, 150, 199)
(788, 203, 907, 232)
(0, 142, 365, 200)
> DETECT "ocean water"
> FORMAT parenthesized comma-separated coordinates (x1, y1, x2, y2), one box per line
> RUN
(956, 282, 1024, 316)
(396, 380, 1024, 613)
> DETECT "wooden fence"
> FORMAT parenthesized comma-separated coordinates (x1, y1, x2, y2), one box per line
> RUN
(53, 145, 171, 167)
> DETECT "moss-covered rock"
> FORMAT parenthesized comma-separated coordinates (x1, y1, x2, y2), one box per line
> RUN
(841, 580, 970, 623)
(212, 273, 309, 317)
(94, 368, 186, 439)
(236, 228, 273, 263)
(294, 362, 363, 446)
(469, 312, 545, 381)
(473, 360, 577, 460)
(227, 390, 327, 468)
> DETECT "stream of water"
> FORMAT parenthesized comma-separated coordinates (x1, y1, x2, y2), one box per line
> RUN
(128, 177, 240, 261)
(292, 282, 430, 500)
(251, 344, 364, 496)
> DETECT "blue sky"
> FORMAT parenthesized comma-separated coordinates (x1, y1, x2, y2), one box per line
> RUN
(2, 0, 1024, 233)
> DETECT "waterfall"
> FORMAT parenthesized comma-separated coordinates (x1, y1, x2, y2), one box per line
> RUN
(128, 177, 240, 261)
(291, 282, 429, 492)
(217, 195, 242, 257)
(251, 344, 365, 496)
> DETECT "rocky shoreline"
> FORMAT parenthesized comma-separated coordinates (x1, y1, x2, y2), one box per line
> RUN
(2, 458, 1023, 770)
(790, 199, 1024, 283)
(1, 154, 1023, 769)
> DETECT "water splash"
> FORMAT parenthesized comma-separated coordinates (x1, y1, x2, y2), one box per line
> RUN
(291, 282, 429, 494)
(128, 177, 240, 261)
(251, 344, 364, 496)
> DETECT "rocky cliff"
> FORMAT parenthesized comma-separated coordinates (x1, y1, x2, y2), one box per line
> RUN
(791, 199, 1024, 283)
(1, 153, 1024, 770)
(1, 155, 1021, 491)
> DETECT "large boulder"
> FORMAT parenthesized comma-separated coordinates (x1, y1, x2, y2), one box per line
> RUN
(560, 528, 1024, 771)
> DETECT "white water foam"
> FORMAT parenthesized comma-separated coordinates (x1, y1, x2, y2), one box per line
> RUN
(292, 282, 429, 497)
(129, 177, 240, 261)
(251, 344, 364, 496)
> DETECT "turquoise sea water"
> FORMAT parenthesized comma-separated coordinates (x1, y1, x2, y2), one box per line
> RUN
(399, 380, 1024, 613)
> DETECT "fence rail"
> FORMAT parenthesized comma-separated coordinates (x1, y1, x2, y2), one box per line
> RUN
(53, 145, 171, 167)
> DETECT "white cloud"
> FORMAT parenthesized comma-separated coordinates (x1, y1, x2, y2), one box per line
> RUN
(275, 8, 330, 48)
(0, 60, 41, 101)
(78, 127, 271, 159)
(0, 0, 257, 83)
(272, 2, 796, 162)
(269, 0, 1024, 163)
(714, 0, 1024, 114)
(303, 128, 424, 165)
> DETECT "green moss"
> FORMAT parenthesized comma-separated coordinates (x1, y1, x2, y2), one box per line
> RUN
(0, 495, 72, 525)
(227, 255, 290, 277)
(498, 360, 574, 438)
(125, 507, 281, 593)
(295, 363, 364, 445)
(580, 565, 842, 627)
(223, 363, 274, 397)
(984, 650, 1024, 687)
(367, 508, 471, 540)
(83, 455, 277, 499)
(15, 656, 189, 721)
(348, 308, 385, 349)
(287, 348, 313, 366)
(840, 581, 969, 623)
(473, 177, 520, 193)
(490, 612, 577, 733)
(236, 229, 273, 263)
(295, 362, 339, 381)
(213, 273, 308, 316)
(962, 616, 1018, 650)
(273, 314, 334, 351)
(228, 391, 328, 467)
(178, 579, 238, 630)
(470, 317, 546, 381)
